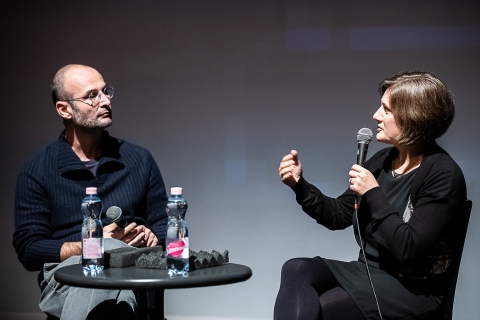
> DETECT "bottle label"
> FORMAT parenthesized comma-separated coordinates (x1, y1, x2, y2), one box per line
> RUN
(83, 238, 102, 259)
(166, 238, 189, 258)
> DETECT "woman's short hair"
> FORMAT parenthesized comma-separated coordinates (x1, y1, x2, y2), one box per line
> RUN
(379, 71, 455, 145)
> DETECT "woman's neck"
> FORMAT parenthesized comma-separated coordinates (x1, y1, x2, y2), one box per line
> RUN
(392, 143, 425, 175)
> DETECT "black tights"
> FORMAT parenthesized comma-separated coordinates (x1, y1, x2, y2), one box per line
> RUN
(274, 257, 365, 320)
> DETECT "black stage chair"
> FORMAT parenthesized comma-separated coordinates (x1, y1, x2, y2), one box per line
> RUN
(442, 199, 472, 320)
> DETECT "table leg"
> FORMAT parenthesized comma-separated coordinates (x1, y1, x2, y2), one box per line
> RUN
(137, 289, 165, 320)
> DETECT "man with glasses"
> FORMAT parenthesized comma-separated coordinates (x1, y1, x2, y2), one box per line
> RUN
(13, 64, 168, 319)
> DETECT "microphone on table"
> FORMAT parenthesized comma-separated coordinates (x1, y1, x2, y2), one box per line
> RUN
(106, 206, 128, 229)
(354, 128, 373, 207)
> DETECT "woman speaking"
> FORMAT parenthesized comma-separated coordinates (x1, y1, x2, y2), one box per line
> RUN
(275, 71, 467, 320)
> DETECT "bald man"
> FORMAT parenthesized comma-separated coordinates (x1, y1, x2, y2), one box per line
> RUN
(13, 65, 168, 319)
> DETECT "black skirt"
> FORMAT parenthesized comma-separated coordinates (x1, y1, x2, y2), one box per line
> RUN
(322, 258, 443, 320)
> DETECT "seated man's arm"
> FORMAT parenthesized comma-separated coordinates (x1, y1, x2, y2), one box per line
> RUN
(13, 164, 66, 271)
(60, 242, 82, 261)
(143, 152, 169, 248)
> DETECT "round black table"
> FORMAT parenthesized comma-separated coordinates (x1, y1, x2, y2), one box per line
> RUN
(54, 263, 252, 320)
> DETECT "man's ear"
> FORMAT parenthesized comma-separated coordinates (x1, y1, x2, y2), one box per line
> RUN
(56, 101, 73, 120)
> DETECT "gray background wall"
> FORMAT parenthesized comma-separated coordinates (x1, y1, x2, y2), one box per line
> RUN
(1, 1, 479, 319)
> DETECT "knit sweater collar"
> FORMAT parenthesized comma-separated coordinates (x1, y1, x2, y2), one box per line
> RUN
(57, 130, 125, 176)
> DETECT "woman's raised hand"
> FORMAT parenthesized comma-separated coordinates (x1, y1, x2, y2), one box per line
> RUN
(279, 150, 302, 187)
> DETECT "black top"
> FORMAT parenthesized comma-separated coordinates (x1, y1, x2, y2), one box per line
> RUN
(355, 168, 417, 271)
(376, 168, 416, 216)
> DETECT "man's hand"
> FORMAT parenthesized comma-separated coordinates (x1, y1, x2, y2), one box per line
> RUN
(279, 150, 302, 187)
(143, 227, 159, 247)
(104, 222, 158, 247)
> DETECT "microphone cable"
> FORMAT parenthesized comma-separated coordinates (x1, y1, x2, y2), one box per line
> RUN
(353, 127, 383, 319)
(354, 197, 384, 320)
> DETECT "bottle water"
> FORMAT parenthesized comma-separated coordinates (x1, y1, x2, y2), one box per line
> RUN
(81, 187, 104, 273)
(166, 187, 189, 276)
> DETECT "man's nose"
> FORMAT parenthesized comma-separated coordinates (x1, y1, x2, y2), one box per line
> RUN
(98, 93, 111, 107)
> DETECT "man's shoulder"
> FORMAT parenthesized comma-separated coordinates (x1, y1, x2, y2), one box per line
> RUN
(16, 137, 63, 181)
(104, 132, 155, 162)
(116, 137, 152, 156)
(22, 137, 62, 166)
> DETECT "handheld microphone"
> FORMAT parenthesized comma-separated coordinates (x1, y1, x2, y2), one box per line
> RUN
(356, 128, 373, 167)
(354, 128, 373, 206)
(106, 206, 128, 229)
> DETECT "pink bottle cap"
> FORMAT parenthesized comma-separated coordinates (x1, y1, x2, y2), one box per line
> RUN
(171, 187, 182, 195)
(86, 187, 97, 194)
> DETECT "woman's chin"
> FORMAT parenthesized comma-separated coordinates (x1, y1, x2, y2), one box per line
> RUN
(376, 133, 385, 142)
(376, 134, 395, 145)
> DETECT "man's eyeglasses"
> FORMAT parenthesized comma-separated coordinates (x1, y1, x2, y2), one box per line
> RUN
(63, 85, 114, 107)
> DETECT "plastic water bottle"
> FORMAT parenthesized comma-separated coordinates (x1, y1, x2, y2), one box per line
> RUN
(166, 187, 189, 276)
(81, 187, 104, 273)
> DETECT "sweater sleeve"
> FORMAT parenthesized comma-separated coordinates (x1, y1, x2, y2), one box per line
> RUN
(363, 155, 466, 264)
(289, 148, 391, 230)
(13, 161, 64, 271)
(291, 176, 355, 230)
(143, 151, 168, 247)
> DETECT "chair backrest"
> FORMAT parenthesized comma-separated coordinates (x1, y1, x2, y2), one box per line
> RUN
(442, 199, 472, 320)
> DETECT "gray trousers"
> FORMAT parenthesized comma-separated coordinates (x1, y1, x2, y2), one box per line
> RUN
(39, 239, 137, 320)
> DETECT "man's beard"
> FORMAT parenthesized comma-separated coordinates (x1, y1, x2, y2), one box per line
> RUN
(71, 106, 112, 134)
